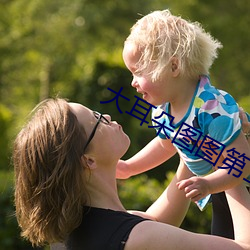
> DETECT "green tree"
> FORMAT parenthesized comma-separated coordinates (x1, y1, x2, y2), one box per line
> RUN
(0, 105, 12, 169)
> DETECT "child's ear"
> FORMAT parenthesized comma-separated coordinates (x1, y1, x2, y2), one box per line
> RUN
(171, 63, 177, 72)
(171, 57, 180, 77)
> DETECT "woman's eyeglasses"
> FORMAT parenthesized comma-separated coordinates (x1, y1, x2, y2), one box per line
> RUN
(84, 111, 110, 151)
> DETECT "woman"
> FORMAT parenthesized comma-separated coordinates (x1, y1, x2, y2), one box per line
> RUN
(13, 98, 250, 249)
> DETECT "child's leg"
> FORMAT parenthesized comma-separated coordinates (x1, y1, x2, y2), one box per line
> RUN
(211, 192, 234, 239)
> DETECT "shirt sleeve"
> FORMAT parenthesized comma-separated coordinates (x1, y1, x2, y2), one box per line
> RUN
(197, 90, 241, 147)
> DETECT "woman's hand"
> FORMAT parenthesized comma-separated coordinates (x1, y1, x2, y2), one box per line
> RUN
(239, 107, 250, 140)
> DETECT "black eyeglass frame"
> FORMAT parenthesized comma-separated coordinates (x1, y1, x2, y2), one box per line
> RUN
(83, 111, 109, 151)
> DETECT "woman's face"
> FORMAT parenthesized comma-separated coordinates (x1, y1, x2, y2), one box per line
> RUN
(68, 103, 130, 161)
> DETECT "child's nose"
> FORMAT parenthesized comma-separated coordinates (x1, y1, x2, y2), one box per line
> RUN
(131, 78, 138, 88)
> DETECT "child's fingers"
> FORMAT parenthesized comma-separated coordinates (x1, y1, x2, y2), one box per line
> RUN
(176, 179, 194, 190)
(185, 189, 201, 201)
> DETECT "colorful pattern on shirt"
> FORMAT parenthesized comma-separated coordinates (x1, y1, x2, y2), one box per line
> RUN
(152, 75, 241, 176)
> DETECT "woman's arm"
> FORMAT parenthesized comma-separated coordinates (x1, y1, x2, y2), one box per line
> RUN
(226, 184, 250, 245)
(125, 184, 250, 250)
(239, 107, 250, 141)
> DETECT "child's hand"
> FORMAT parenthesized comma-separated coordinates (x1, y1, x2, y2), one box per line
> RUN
(116, 160, 131, 179)
(176, 176, 211, 202)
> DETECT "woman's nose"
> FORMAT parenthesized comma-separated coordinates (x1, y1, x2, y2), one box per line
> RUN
(103, 114, 111, 123)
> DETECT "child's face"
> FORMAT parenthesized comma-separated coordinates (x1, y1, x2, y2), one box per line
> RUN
(123, 43, 172, 106)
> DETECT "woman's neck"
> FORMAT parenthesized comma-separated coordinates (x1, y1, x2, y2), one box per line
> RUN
(84, 165, 126, 212)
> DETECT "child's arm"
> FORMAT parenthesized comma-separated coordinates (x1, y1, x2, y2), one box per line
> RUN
(116, 137, 177, 179)
(177, 131, 250, 201)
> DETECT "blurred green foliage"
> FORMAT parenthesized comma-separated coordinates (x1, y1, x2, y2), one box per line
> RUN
(0, 0, 249, 249)
(0, 171, 42, 249)
(118, 172, 212, 234)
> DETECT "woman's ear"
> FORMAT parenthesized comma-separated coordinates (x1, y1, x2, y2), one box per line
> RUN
(82, 155, 97, 169)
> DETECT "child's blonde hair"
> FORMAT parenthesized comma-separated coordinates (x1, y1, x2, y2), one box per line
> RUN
(125, 9, 222, 81)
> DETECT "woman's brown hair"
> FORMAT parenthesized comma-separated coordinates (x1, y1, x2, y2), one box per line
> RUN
(13, 98, 88, 246)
